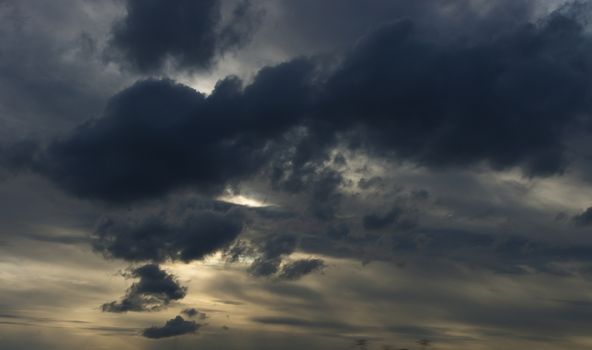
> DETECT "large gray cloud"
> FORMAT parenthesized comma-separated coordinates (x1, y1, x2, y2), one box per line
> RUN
(9, 3, 592, 211)
(29, 58, 313, 204)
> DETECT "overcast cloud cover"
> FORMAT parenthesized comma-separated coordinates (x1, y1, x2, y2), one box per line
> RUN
(3, 0, 592, 349)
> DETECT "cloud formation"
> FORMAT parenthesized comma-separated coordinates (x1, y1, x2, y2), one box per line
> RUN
(223, 235, 325, 280)
(318, 14, 592, 176)
(93, 202, 244, 262)
(181, 308, 207, 320)
(142, 315, 198, 339)
(34, 58, 314, 205)
(278, 259, 325, 281)
(108, 0, 259, 72)
(101, 264, 186, 312)
(13, 5, 592, 212)
(5, 2, 592, 349)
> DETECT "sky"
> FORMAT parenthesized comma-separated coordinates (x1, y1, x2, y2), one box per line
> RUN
(4, 0, 592, 349)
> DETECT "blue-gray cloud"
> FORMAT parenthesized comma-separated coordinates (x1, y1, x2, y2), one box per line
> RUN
(102, 264, 186, 312)
(142, 315, 198, 339)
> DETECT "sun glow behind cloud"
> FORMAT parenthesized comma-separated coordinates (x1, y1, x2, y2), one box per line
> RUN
(217, 194, 270, 208)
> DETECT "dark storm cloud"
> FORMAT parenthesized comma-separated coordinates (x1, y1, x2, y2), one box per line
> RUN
(93, 204, 244, 262)
(142, 315, 198, 339)
(4, 2, 592, 287)
(318, 12, 592, 176)
(7, 2, 592, 349)
(32, 58, 314, 205)
(278, 259, 325, 280)
(16, 3, 592, 210)
(102, 264, 186, 313)
(108, 0, 259, 72)
(37, 79, 249, 204)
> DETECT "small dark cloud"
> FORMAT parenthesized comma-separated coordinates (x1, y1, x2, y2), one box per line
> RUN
(142, 315, 198, 339)
(278, 258, 325, 280)
(248, 257, 281, 277)
(333, 153, 347, 166)
(354, 338, 369, 350)
(417, 338, 433, 347)
(108, 0, 259, 73)
(181, 308, 198, 317)
(229, 234, 325, 280)
(101, 264, 186, 313)
(181, 308, 207, 320)
(248, 234, 297, 277)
